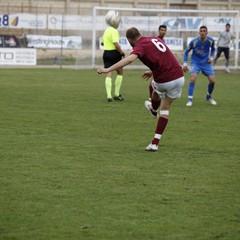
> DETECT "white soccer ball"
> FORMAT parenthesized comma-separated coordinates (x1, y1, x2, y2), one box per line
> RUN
(105, 10, 120, 29)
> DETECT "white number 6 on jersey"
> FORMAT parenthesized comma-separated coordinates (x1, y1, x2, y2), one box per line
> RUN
(151, 39, 166, 52)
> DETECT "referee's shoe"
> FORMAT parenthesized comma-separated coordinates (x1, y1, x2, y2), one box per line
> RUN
(114, 95, 124, 101)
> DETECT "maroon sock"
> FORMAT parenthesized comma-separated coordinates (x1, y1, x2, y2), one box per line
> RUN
(152, 99, 161, 111)
(152, 117, 168, 145)
(149, 84, 153, 99)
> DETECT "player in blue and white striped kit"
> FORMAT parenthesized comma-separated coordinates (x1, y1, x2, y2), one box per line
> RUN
(183, 25, 217, 107)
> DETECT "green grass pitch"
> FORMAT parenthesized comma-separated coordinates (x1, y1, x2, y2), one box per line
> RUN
(0, 68, 239, 240)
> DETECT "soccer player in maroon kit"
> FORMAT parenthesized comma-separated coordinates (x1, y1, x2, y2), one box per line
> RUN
(97, 27, 184, 151)
(147, 24, 167, 102)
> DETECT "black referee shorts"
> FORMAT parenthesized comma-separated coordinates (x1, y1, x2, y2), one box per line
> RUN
(103, 50, 122, 68)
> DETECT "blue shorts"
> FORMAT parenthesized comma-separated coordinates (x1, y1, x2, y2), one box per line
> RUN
(189, 62, 215, 76)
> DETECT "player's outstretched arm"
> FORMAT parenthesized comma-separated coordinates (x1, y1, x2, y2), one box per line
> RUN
(97, 54, 138, 74)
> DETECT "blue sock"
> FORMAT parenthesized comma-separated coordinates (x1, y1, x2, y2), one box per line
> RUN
(206, 83, 215, 99)
(188, 82, 195, 101)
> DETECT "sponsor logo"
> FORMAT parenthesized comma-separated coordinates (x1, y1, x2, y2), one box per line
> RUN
(11, 16, 18, 26)
(214, 18, 231, 24)
(163, 18, 203, 30)
(0, 52, 14, 60)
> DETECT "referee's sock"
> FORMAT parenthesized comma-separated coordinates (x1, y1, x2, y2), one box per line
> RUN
(114, 75, 123, 97)
(105, 77, 112, 99)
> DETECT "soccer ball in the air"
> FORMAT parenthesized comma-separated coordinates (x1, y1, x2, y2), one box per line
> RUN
(105, 10, 120, 29)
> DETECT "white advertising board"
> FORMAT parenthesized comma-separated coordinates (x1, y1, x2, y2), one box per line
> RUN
(0, 48, 36, 65)
(26, 35, 82, 49)
(0, 13, 239, 32)
(99, 37, 183, 51)
(48, 15, 98, 30)
(164, 38, 183, 50)
(0, 14, 46, 29)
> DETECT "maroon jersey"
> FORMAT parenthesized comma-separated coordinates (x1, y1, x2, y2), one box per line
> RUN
(131, 36, 183, 83)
